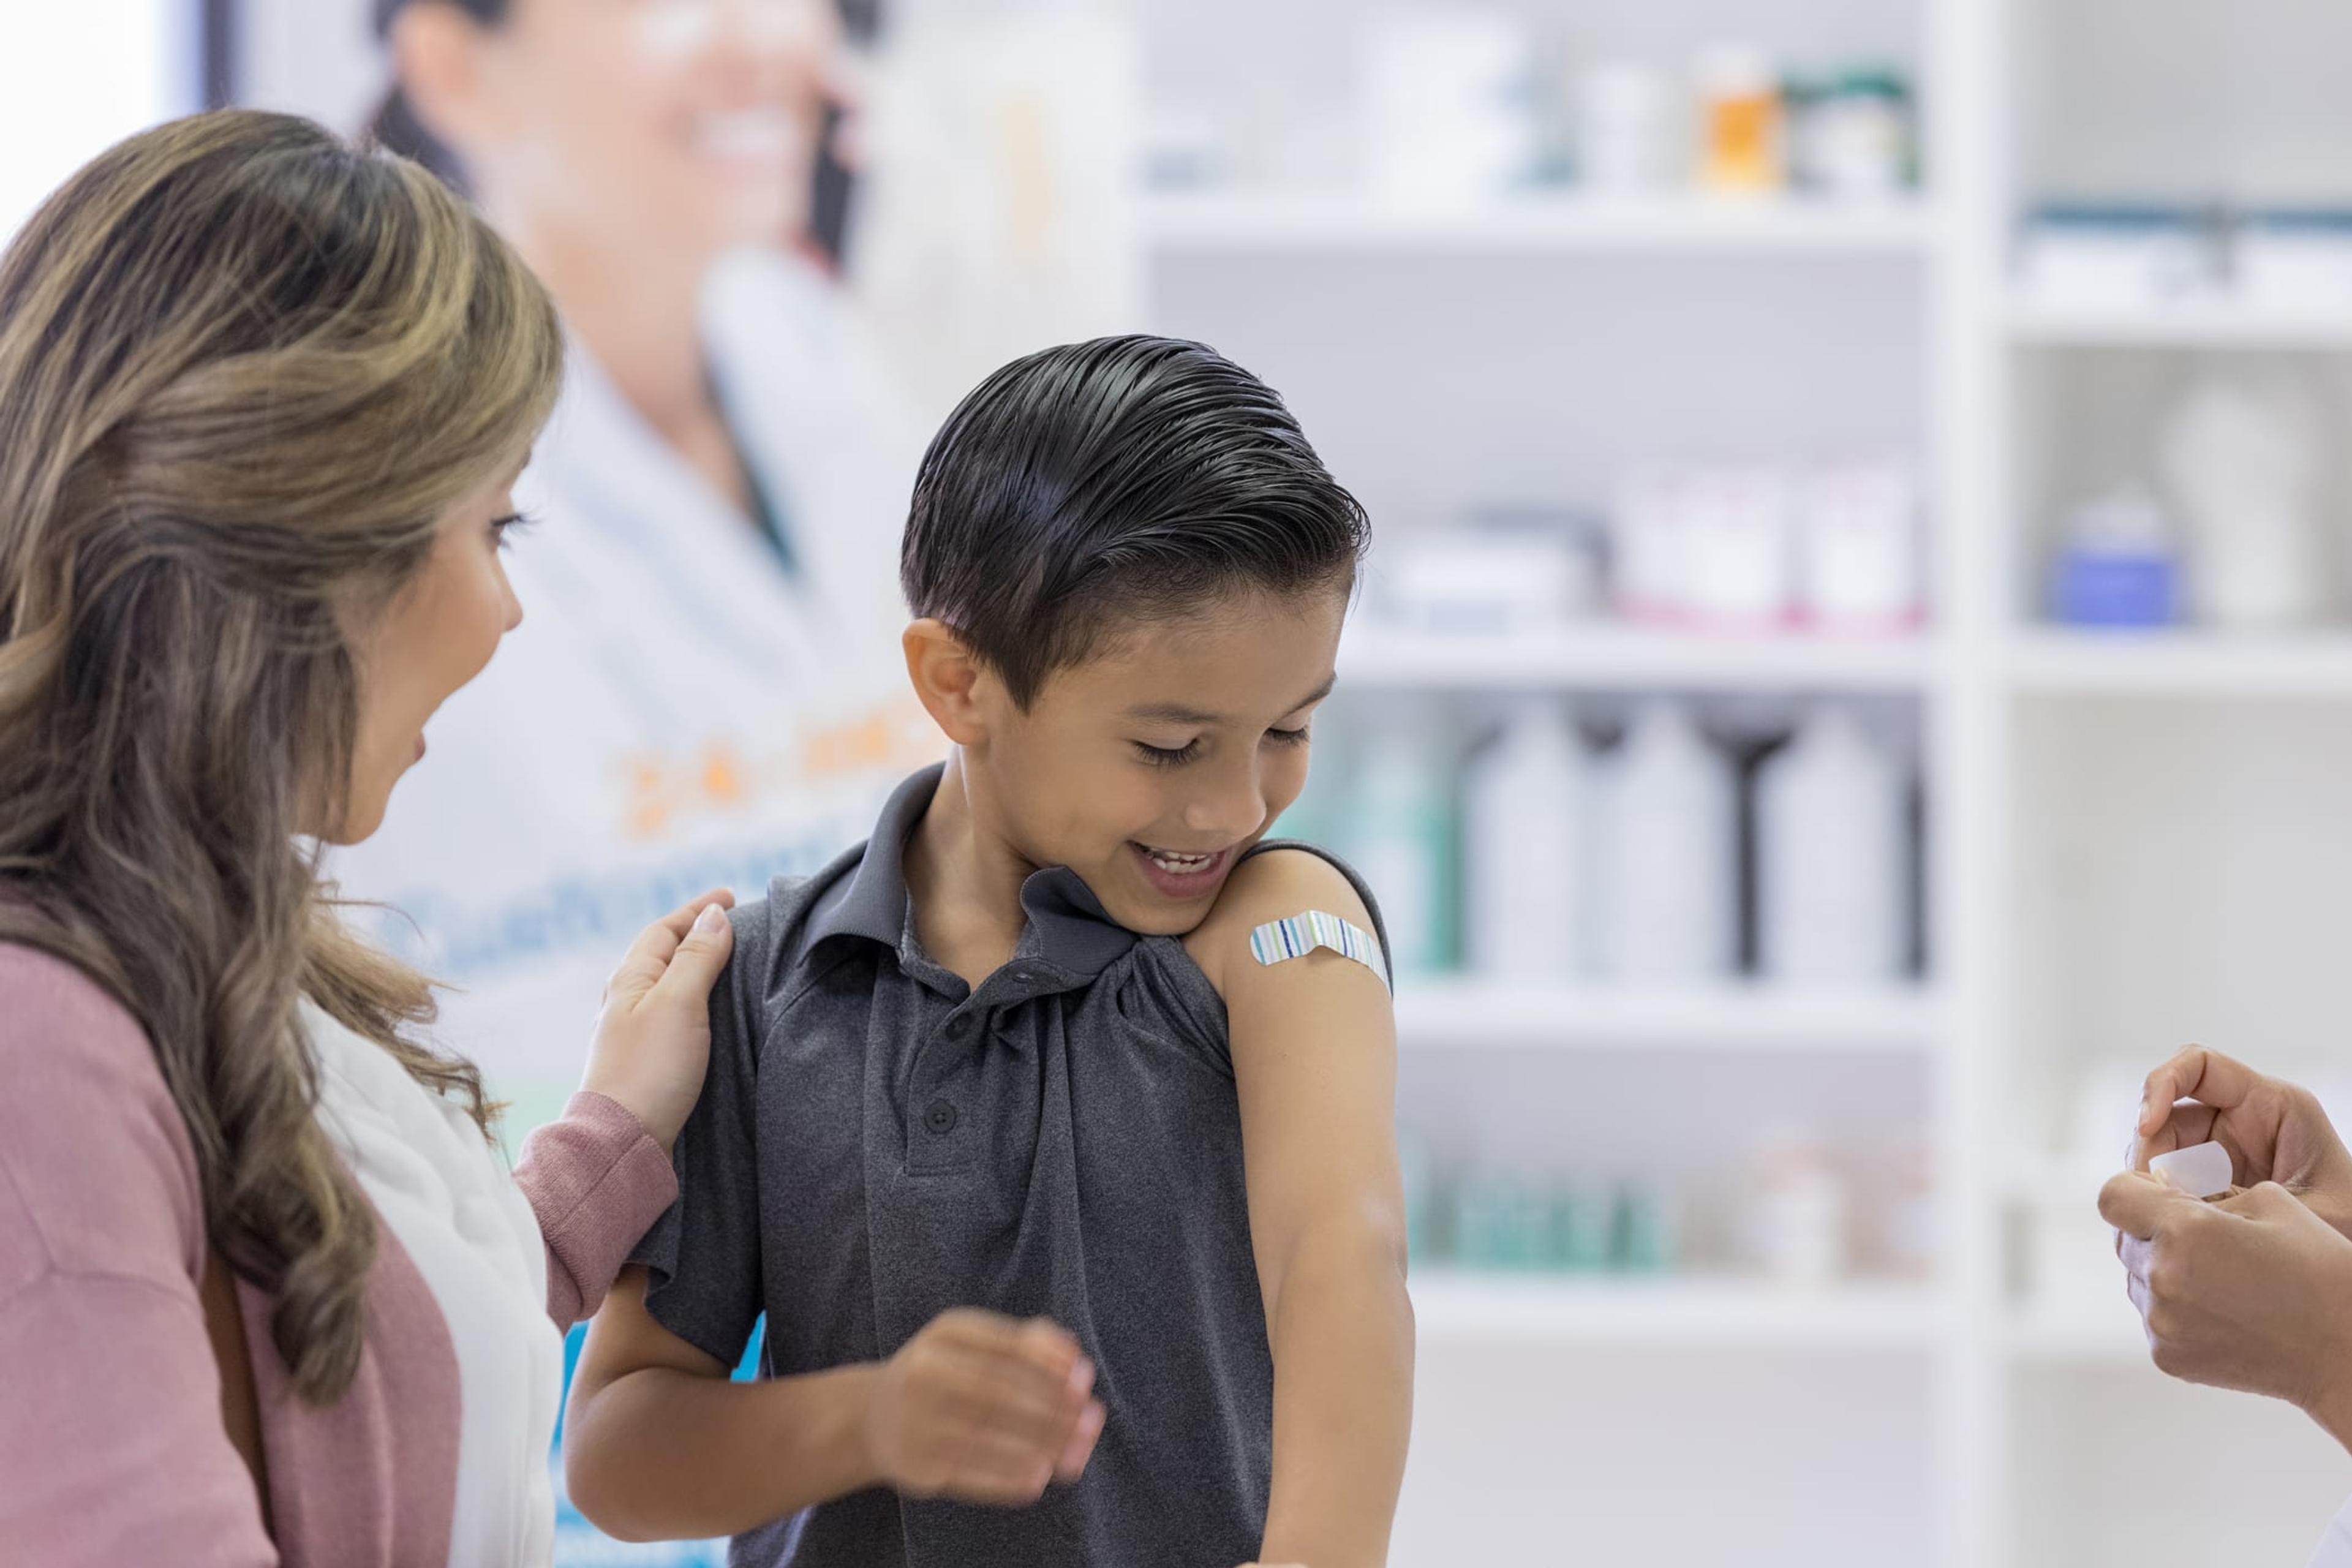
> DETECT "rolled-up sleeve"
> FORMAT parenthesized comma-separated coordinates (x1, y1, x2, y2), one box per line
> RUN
(514, 1090, 679, 1327)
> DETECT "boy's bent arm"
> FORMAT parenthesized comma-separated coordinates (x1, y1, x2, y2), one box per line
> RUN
(1194, 851, 1415, 1568)
(566, 1269, 1109, 1543)
(564, 1268, 882, 1542)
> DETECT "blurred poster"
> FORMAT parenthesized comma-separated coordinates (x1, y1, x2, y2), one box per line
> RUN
(199, 0, 1144, 1145)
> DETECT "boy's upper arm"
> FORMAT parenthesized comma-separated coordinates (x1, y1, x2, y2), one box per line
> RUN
(1188, 851, 1406, 1308)
(630, 899, 774, 1368)
(575, 1266, 728, 1400)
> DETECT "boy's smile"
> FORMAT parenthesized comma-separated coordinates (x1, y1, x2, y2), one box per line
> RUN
(1129, 841, 1239, 902)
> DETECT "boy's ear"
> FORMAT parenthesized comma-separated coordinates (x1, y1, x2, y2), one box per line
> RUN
(902, 619, 991, 745)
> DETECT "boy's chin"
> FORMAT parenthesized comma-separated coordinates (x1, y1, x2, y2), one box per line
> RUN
(1090, 871, 1223, 940)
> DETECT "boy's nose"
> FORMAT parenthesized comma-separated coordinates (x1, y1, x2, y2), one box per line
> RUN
(1182, 767, 1267, 843)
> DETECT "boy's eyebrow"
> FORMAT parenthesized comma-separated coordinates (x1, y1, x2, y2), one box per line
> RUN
(1126, 674, 1337, 727)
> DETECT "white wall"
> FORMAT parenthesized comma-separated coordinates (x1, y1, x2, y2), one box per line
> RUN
(0, 0, 186, 242)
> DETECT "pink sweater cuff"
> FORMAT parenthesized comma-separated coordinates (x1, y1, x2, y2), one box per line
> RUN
(514, 1091, 679, 1327)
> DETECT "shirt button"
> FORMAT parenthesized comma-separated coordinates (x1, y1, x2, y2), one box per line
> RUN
(945, 1014, 973, 1042)
(923, 1099, 959, 1136)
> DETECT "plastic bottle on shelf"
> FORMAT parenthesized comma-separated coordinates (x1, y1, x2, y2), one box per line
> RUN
(1796, 459, 1923, 634)
(1610, 1180, 1678, 1273)
(1751, 1133, 1848, 1287)
(1611, 466, 1688, 624)
(1754, 705, 1909, 986)
(1363, 9, 1540, 209)
(1343, 714, 1458, 978)
(1789, 67, 1915, 198)
(2159, 370, 2328, 630)
(1548, 1180, 1613, 1272)
(2050, 489, 2179, 629)
(1679, 467, 1795, 630)
(1462, 700, 1590, 981)
(1694, 43, 1785, 195)
(1577, 61, 1678, 194)
(1589, 701, 1738, 984)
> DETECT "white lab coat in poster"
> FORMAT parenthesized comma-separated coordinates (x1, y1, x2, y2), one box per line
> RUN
(330, 248, 938, 1133)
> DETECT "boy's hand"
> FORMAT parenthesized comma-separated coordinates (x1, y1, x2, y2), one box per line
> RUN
(863, 1310, 1106, 1505)
(582, 889, 736, 1154)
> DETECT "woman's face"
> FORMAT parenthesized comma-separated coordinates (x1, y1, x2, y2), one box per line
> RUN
(445, 0, 843, 261)
(332, 455, 530, 846)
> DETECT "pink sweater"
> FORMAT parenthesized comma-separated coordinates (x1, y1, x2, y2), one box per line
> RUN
(0, 942, 680, 1567)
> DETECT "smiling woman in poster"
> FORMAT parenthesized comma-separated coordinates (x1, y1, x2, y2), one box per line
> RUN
(347, 0, 935, 1129)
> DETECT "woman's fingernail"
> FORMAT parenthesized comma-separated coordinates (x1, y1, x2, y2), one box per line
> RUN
(1069, 1357, 1095, 1396)
(695, 903, 728, 935)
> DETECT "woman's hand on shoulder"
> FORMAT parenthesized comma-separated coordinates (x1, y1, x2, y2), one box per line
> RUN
(581, 889, 737, 1154)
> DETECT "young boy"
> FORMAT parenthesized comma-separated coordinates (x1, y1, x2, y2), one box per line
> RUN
(564, 336, 1413, 1568)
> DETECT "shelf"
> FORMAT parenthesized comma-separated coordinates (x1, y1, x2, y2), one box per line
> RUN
(2007, 296, 2352, 350)
(1340, 625, 1938, 693)
(1411, 1272, 1944, 1349)
(2007, 628, 2352, 698)
(1145, 190, 1936, 257)
(1393, 979, 1940, 1052)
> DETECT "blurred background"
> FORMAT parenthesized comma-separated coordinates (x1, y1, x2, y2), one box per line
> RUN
(16, 0, 2352, 1563)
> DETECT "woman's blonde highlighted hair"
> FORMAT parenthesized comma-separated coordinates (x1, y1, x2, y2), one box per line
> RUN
(0, 110, 564, 1403)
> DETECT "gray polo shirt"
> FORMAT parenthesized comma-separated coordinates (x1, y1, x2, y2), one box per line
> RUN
(633, 763, 1387, 1568)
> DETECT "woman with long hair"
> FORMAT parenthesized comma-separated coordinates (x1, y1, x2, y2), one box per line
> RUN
(0, 110, 734, 1565)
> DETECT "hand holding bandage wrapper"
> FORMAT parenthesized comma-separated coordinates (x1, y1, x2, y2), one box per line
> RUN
(1249, 910, 1390, 992)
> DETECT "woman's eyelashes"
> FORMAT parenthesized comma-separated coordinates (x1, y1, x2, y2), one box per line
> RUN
(488, 511, 537, 551)
(1132, 726, 1312, 768)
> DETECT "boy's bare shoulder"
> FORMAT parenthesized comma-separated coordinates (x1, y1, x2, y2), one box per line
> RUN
(1183, 846, 1376, 997)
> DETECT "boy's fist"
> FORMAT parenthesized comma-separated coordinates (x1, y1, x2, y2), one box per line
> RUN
(862, 1309, 1106, 1505)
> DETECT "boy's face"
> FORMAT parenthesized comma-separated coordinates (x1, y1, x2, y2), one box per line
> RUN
(981, 586, 1346, 937)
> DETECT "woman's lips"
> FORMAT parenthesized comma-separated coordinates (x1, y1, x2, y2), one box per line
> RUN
(1129, 842, 1237, 901)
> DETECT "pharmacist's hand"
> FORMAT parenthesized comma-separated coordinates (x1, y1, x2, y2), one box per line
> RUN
(863, 1310, 1106, 1505)
(2132, 1047, 2352, 1237)
(581, 889, 736, 1155)
(2100, 1171, 2352, 1445)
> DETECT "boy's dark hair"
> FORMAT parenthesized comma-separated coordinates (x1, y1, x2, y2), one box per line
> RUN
(900, 334, 1370, 706)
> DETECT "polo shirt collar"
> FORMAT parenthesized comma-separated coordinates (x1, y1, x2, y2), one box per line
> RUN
(810, 763, 1142, 979)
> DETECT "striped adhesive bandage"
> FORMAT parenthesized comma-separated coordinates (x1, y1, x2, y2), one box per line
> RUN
(1248, 910, 1389, 991)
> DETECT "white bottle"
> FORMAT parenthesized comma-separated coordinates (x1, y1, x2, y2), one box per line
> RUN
(1679, 467, 1796, 630)
(1751, 1133, 1848, 1288)
(1755, 705, 1907, 986)
(2159, 370, 2328, 629)
(1590, 703, 1736, 984)
(1796, 459, 1922, 632)
(1463, 701, 1589, 980)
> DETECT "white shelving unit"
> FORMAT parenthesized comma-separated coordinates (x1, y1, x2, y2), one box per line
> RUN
(1146, 189, 1937, 255)
(1393, 978, 1940, 1053)
(1340, 624, 1939, 693)
(2005, 296, 2352, 350)
(2007, 628, 2352, 698)
(1142, 5, 1963, 1564)
(1142, 1, 2352, 1562)
(1412, 1272, 1945, 1348)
